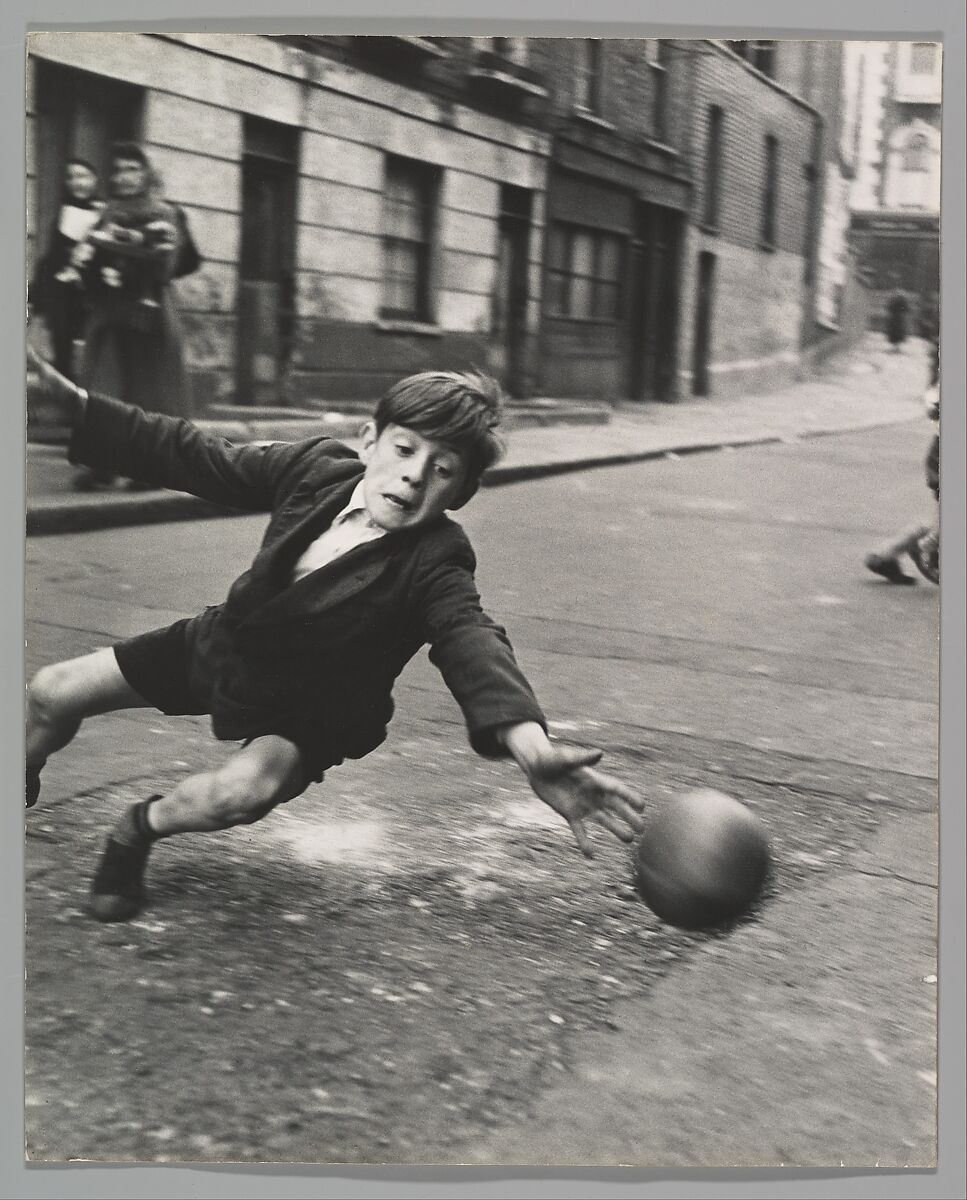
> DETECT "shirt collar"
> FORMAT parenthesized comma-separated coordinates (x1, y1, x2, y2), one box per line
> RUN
(333, 479, 381, 530)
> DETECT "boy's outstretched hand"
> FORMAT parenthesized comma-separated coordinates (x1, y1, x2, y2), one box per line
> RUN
(501, 723, 646, 858)
(26, 345, 87, 418)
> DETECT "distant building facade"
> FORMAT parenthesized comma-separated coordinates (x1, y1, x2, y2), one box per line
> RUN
(28, 32, 872, 414)
(846, 39, 942, 336)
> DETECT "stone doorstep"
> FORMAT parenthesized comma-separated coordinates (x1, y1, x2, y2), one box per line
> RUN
(27, 399, 609, 448)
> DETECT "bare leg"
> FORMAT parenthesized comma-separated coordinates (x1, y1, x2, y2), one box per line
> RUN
(147, 735, 307, 837)
(26, 647, 149, 768)
(876, 524, 929, 562)
(90, 736, 309, 922)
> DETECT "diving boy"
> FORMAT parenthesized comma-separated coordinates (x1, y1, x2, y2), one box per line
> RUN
(26, 350, 645, 923)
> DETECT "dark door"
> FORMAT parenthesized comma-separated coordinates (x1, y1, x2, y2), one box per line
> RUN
(691, 251, 716, 397)
(628, 202, 681, 401)
(492, 185, 532, 397)
(237, 116, 298, 406)
(32, 61, 144, 272)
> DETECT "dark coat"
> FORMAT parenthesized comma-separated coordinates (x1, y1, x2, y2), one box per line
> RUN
(69, 394, 546, 768)
(81, 198, 192, 418)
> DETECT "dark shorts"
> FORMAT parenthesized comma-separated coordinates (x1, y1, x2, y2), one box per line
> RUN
(112, 617, 330, 785)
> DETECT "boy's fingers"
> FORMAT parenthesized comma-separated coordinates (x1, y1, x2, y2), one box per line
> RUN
(606, 796, 647, 830)
(608, 779, 647, 809)
(569, 819, 595, 859)
(595, 809, 636, 842)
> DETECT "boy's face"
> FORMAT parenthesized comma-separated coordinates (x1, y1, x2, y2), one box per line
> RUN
(359, 422, 469, 532)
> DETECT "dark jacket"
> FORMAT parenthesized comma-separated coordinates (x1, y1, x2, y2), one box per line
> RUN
(69, 394, 546, 766)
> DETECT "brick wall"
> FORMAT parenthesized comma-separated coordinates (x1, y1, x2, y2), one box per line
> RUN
(679, 44, 819, 397)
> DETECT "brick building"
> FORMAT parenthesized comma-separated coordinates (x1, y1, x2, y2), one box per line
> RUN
(519, 38, 692, 401)
(679, 41, 820, 397)
(768, 40, 872, 362)
(27, 33, 854, 413)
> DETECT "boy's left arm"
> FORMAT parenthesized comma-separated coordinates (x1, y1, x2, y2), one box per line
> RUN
(415, 544, 645, 856)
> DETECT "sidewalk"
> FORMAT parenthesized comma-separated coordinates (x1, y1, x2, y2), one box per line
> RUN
(26, 335, 931, 535)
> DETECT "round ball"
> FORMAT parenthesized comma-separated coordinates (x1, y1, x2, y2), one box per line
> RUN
(635, 789, 771, 929)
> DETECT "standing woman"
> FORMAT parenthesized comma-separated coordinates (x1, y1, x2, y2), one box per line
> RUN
(28, 159, 103, 381)
(81, 143, 192, 422)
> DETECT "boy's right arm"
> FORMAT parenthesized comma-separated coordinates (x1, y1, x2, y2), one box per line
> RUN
(28, 349, 340, 511)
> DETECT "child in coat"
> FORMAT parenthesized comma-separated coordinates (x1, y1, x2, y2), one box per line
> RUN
(26, 350, 645, 922)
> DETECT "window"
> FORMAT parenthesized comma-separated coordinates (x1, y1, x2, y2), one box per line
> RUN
(646, 40, 669, 141)
(702, 106, 724, 230)
(381, 156, 438, 321)
(760, 135, 779, 248)
(574, 39, 604, 114)
(486, 36, 527, 64)
(240, 117, 299, 283)
(547, 224, 623, 321)
(902, 133, 931, 172)
(726, 39, 777, 78)
(910, 42, 938, 75)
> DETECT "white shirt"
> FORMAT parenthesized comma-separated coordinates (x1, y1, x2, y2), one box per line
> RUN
(291, 480, 385, 583)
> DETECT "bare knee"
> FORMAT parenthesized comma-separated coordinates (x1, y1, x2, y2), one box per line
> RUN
(28, 662, 80, 728)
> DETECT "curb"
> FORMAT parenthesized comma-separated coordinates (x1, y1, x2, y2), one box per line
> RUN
(25, 416, 917, 536)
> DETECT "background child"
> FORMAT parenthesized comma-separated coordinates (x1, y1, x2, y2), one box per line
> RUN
(27, 158, 103, 381)
(864, 339, 940, 586)
(26, 350, 646, 924)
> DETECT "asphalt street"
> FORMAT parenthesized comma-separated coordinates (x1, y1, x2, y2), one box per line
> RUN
(24, 421, 939, 1166)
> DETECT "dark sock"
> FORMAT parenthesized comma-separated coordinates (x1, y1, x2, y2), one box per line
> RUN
(113, 795, 164, 847)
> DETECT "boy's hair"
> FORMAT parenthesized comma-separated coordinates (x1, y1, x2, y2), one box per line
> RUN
(374, 371, 507, 494)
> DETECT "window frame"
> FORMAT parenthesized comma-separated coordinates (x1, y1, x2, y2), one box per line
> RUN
(379, 155, 440, 323)
(546, 222, 625, 324)
(702, 104, 724, 232)
(573, 39, 605, 116)
(909, 42, 938, 76)
(760, 133, 780, 251)
(902, 132, 932, 173)
(646, 40, 669, 142)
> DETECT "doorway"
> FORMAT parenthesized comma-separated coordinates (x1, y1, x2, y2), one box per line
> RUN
(628, 202, 681, 401)
(691, 251, 717, 397)
(237, 116, 299, 406)
(32, 60, 144, 268)
(491, 185, 532, 397)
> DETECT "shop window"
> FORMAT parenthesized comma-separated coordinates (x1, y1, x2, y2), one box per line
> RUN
(547, 223, 623, 321)
(702, 105, 724, 230)
(574, 40, 604, 115)
(760, 134, 779, 249)
(381, 156, 439, 321)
